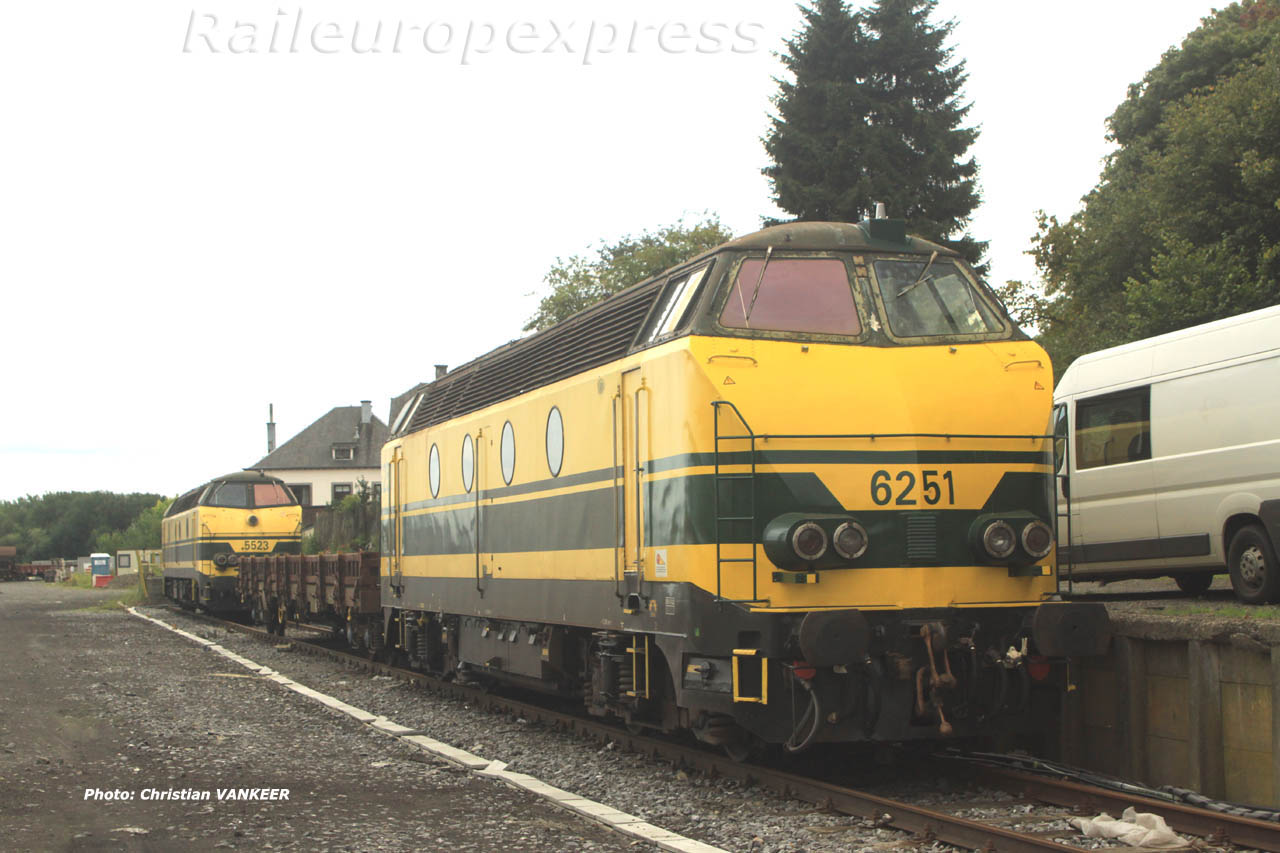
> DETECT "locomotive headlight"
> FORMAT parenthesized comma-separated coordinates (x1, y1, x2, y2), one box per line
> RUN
(214, 554, 228, 567)
(832, 521, 869, 560)
(982, 521, 1017, 560)
(1021, 521, 1054, 559)
(226, 553, 241, 567)
(791, 522, 828, 562)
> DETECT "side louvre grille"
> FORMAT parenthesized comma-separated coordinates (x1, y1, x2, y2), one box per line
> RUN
(406, 279, 664, 434)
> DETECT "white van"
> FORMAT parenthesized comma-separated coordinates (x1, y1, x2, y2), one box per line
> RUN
(1053, 306, 1280, 602)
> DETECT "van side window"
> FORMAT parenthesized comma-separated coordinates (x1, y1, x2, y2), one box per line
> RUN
(1074, 387, 1152, 469)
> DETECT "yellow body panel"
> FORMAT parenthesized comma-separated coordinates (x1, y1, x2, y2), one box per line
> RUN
(384, 331, 1057, 612)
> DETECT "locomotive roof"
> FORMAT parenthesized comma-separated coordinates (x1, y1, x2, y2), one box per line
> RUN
(717, 220, 958, 257)
(164, 471, 286, 517)
(394, 220, 957, 437)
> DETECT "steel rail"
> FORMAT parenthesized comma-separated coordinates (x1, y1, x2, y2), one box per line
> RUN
(182, 609, 1280, 851)
(173, 609, 1084, 852)
(968, 765, 1280, 852)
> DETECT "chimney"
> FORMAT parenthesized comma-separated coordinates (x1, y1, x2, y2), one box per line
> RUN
(267, 404, 276, 453)
(360, 400, 371, 425)
(434, 364, 448, 380)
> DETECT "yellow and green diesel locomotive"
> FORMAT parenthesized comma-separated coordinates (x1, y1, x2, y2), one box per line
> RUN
(380, 219, 1109, 754)
(163, 471, 302, 613)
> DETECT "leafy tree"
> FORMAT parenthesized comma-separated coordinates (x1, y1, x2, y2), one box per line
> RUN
(94, 498, 172, 554)
(0, 492, 164, 560)
(1014, 0, 1280, 376)
(524, 215, 734, 331)
(763, 0, 985, 267)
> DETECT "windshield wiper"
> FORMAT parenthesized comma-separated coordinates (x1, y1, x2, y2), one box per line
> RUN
(896, 250, 938, 298)
(741, 245, 774, 327)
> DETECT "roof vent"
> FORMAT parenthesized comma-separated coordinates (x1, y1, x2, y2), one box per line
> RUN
(867, 217, 907, 244)
(435, 364, 448, 380)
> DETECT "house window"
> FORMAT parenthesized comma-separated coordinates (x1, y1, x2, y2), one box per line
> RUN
(372, 483, 381, 503)
(117, 553, 132, 569)
(289, 484, 312, 506)
(332, 483, 353, 503)
(333, 446, 354, 461)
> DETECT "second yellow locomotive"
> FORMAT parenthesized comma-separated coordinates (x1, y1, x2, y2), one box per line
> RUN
(380, 219, 1109, 754)
(163, 471, 302, 613)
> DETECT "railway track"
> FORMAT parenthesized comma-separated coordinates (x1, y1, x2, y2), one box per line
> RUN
(166, 606, 1280, 852)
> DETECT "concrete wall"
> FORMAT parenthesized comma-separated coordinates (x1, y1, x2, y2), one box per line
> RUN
(1065, 619, 1280, 807)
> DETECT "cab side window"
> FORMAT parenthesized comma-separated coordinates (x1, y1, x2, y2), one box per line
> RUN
(644, 266, 710, 343)
(1074, 387, 1151, 469)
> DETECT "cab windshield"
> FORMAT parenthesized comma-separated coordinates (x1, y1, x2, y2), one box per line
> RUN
(872, 258, 1003, 337)
(204, 481, 296, 508)
(719, 257, 860, 335)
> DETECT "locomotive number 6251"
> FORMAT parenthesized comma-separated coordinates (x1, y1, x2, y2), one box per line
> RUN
(870, 469, 955, 506)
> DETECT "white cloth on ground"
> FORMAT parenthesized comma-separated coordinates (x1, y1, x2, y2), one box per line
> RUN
(1068, 806, 1187, 849)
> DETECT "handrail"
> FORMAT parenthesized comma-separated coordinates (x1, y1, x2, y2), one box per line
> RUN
(716, 431, 1053, 442)
(474, 429, 484, 597)
(712, 400, 767, 606)
(633, 381, 650, 590)
(611, 389, 624, 601)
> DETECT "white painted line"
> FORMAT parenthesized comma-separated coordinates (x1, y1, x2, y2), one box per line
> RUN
(370, 717, 416, 735)
(127, 607, 728, 853)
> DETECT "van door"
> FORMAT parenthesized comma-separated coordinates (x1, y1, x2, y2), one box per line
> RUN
(1070, 386, 1160, 571)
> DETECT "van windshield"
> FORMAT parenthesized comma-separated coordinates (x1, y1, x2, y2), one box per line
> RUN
(872, 258, 1003, 337)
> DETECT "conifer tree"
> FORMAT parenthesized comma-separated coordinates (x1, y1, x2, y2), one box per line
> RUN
(764, 0, 985, 268)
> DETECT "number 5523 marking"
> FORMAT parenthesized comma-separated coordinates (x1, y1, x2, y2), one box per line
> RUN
(870, 469, 955, 506)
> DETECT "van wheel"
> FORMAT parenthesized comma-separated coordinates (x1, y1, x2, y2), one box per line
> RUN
(1174, 573, 1213, 596)
(1228, 525, 1280, 604)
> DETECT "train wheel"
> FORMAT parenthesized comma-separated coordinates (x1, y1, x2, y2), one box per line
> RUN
(363, 623, 385, 660)
(1229, 525, 1280, 604)
(723, 733, 767, 763)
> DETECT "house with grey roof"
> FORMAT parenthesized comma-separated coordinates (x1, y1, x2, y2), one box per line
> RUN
(248, 401, 388, 510)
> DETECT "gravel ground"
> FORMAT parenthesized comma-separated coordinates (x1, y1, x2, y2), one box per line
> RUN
(138, 602, 1160, 853)
(0, 582, 641, 853)
(3, 579, 1234, 853)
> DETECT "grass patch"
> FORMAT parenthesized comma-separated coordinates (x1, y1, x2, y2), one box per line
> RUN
(1161, 603, 1280, 620)
(61, 572, 95, 589)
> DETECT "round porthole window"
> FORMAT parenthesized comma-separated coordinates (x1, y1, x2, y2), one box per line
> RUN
(500, 421, 516, 485)
(428, 444, 441, 498)
(461, 433, 475, 493)
(546, 407, 564, 477)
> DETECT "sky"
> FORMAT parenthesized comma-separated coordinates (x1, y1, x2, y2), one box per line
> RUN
(0, 0, 1221, 501)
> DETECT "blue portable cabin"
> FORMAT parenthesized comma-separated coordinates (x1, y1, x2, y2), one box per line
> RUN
(89, 552, 113, 576)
